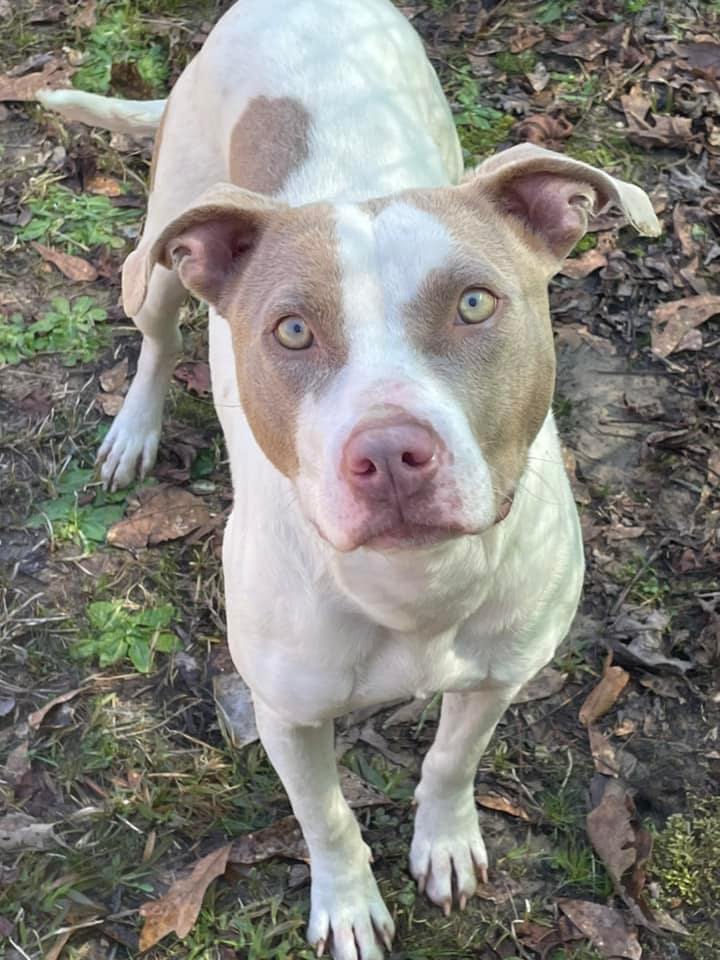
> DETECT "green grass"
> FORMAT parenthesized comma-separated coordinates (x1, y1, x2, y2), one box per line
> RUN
(447, 64, 515, 161)
(19, 182, 140, 254)
(72, 0, 170, 96)
(0, 297, 109, 367)
(27, 459, 128, 549)
(617, 554, 669, 606)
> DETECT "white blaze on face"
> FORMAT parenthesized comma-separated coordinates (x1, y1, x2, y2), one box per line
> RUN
(295, 200, 496, 551)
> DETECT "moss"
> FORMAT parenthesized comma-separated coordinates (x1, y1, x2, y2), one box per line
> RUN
(494, 50, 538, 76)
(650, 797, 720, 911)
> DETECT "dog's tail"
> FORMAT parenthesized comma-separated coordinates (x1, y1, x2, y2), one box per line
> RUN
(37, 88, 166, 136)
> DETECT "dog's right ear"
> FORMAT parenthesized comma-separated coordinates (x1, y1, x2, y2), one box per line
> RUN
(122, 183, 287, 316)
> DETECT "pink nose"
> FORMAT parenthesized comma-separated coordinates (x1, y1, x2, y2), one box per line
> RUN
(342, 422, 439, 501)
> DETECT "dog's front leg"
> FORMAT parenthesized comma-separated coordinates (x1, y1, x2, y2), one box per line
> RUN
(254, 699, 395, 960)
(410, 684, 519, 914)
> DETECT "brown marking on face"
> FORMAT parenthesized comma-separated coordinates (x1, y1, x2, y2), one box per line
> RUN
(228, 96, 311, 196)
(394, 189, 556, 508)
(216, 203, 347, 477)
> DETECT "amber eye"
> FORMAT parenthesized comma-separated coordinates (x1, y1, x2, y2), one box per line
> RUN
(274, 316, 314, 350)
(458, 288, 496, 324)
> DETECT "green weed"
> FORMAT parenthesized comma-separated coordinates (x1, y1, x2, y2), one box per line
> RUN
(494, 50, 538, 76)
(73, 0, 169, 95)
(448, 64, 514, 161)
(0, 297, 108, 367)
(533, 0, 577, 24)
(617, 555, 669, 606)
(549, 839, 613, 896)
(19, 183, 139, 253)
(27, 460, 126, 549)
(73, 600, 181, 672)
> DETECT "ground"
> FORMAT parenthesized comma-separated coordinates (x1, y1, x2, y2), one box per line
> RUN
(0, 1, 719, 959)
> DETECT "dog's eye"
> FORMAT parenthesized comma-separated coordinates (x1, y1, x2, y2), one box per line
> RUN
(274, 316, 314, 350)
(457, 288, 496, 324)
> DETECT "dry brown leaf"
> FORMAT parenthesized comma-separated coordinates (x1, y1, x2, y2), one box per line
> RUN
(621, 86, 694, 149)
(0, 57, 73, 101)
(174, 361, 211, 396)
(558, 32, 608, 60)
(44, 930, 72, 960)
(708, 448, 720, 487)
(588, 726, 620, 777)
(228, 816, 309, 865)
(85, 173, 123, 196)
(477, 792, 530, 821)
(515, 113, 574, 149)
(578, 656, 629, 726)
(99, 357, 129, 393)
(509, 24, 545, 53)
(107, 485, 211, 550)
(557, 899, 641, 960)
(139, 844, 230, 950)
(28, 686, 85, 729)
(95, 393, 124, 416)
(560, 249, 608, 279)
(650, 294, 720, 359)
(32, 242, 98, 282)
(513, 664, 567, 703)
(340, 767, 392, 809)
(71, 0, 98, 29)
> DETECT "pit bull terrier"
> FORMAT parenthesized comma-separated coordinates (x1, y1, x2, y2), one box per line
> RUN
(40, 0, 660, 955)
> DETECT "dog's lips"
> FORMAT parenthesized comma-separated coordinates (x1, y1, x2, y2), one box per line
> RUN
(362, 523, 468, 551)
(493, 493, 514, 525)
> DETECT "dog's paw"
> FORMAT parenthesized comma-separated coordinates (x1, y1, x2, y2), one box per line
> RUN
(409, 793, 487, 914)
(308, 856, 394, 960)
(96, 394, 163, 491)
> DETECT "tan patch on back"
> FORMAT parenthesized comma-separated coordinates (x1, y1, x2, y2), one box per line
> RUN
(218, 204, 346, 477)
(399, 189, 556, 504)
(228, 96, 311, 196)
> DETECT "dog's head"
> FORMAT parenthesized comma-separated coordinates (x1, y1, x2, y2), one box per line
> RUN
(125, 145, 659, 552)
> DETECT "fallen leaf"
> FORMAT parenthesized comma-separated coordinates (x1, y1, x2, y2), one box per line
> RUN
(475, 871, 525, 904)
(558, 31, 608, 60)
(621, 86, 694, 149)
(579, 655, 629, 726)
(588, 727, 620, 777)
(228, 816, 309, 865)
(85, 173, 123, 196)
(71, 0, 97, 28)
(650, 294, 720, 358)
(513, 665, 567, 703)
(526, 61, 550, 92)
(44, 930, 72, 960)
(0, 57, 73, 101)
(340, 767, 392, 808)
(139, 844, 230, 950)
(99, 357, 128, 393)
(708, 448, 720, 486)
(477, 792, 530, 821)
(174, 361, 211, 397)
(612, 607, 693, 674)
(212, 673, 258, 749)
(560, 248, 608, 279)
(4, 740, 31, 787)
(0, 812, 58, 851)
(515, 113, 574, 149)
(95, 393, 124, 416)
(558, 899, 641, 960)
(32, 242, 98, 282)
(107, 485, 212, 550)
(509, 24, 545, 53)
(28, 686, 85, 729)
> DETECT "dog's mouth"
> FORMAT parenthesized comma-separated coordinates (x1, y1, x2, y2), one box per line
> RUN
(363, 523, 467, 551)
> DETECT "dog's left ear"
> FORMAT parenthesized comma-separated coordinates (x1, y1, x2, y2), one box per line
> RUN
(460, 144, 661, 274)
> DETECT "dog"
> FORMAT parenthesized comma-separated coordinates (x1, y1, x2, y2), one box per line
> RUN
(40, 0, 660, 956)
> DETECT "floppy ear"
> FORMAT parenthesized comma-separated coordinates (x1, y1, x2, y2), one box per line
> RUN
(121, 183, 287, 316)
(460, 143, 661, 274)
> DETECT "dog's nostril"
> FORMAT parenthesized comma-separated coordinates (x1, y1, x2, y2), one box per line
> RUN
(401, 450, 432, 468)
(354, 458, 377, 476)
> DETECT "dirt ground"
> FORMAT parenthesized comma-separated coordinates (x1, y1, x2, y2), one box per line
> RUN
(1, 1, 719, 959)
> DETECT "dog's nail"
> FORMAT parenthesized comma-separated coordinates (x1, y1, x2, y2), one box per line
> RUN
(479, 866, 488, 885)
(443, 898, 451, 917)
(383, 929, 393, 951)
(459, 893, 467, 911)
(417, 874, 426, 894)
(315, 939, 325, 958)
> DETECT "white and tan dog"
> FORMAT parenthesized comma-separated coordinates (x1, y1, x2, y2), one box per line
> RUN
(41, 1, 660, 956)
